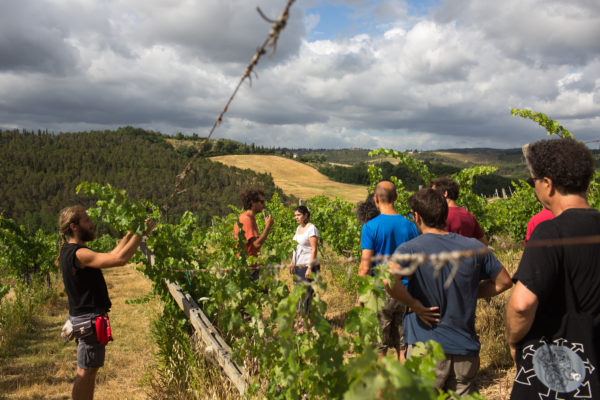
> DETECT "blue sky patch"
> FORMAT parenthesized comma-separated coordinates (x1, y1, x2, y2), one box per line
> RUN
(305, 0, 440, 41)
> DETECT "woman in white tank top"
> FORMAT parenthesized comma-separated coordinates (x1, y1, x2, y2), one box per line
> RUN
(290, 205, 319, 318)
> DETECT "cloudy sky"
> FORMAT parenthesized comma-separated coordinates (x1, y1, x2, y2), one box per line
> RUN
(1, 0, 599, 150)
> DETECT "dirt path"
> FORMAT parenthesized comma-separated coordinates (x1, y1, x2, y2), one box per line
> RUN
(0, 266, 161, 400)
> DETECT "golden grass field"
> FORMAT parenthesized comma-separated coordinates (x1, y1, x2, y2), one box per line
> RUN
(210, 155, 367, 203)
(433, 151, 495, 165)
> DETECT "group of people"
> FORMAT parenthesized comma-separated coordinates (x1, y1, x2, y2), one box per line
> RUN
(57, 137, 600, 399)
(357, 138, 600, 398)
(355, 177, 511, 395)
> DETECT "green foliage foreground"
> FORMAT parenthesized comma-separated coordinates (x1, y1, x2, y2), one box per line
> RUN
(2, 110, 595, 398)
(75, 181, 489, 399)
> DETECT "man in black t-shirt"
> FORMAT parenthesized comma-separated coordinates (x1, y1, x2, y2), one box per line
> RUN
(57, 205, 155, 400)
(506, 138, 600, 398)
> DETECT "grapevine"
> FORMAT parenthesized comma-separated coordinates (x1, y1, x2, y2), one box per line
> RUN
(2, 109, 594, 398)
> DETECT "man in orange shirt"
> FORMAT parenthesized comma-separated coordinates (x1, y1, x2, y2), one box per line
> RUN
(234, 188, 274, 280)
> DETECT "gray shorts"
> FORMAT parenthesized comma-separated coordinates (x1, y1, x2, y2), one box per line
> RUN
(76, 331, 106, 369)
(376, 295, 406, 353)
(407, 345, 479, 395)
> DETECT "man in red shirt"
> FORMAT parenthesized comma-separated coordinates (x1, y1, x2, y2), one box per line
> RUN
(234, 188, 274, 280)
(525, 208, 554, 242)
(431, 177, 488, 245)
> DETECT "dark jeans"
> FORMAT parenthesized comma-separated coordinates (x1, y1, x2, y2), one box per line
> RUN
(294, 265, 320, 315)
(248, 268, 260, 282)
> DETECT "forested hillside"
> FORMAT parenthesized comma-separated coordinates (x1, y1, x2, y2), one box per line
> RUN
(0, 127, 282, 233)
(318, 161, 516, 196)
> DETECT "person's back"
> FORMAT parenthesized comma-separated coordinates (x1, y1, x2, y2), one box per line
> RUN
(396, 233, 499, 355)
(506, 138, 600, 399)
(358, 181, 418, 360)
(515, 208, 600, 347)
(446, 206, 484, 240)
(386, 189, 511, 394)
(361, 213, 417, 262)
(432, 177, 487, 244)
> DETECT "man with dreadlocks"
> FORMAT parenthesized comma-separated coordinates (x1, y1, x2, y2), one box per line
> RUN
(56, 205, 155, 400)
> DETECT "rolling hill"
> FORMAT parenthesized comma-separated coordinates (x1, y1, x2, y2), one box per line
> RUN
(210, 155, 368, 203)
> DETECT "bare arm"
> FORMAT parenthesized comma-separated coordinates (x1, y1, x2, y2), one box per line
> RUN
(358, 249, 373, 277)
(76, 219, 156, 269)
(250, 214, 274, 249)
(76, 233, 143, 269)
(384, 267, 440, 328)
(305, 235, 319, 278)
(110, 233, 134, 254)
(505, 281, 538, 347)
(477, 266, 512, 298)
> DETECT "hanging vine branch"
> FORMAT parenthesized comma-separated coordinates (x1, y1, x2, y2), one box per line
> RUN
(167, 0, 297, 211)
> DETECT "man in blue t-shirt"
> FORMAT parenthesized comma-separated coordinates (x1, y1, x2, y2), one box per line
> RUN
(359, 180, 418, 360)
(385, 189, 512, 395)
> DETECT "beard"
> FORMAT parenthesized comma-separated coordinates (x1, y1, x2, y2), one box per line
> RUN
(80, 226, 96, 242)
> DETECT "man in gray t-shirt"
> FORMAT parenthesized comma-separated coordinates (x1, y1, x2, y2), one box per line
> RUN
(385, 189, 512, 395)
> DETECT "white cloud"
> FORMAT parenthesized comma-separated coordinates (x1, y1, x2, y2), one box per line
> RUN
(0, 0, 598, 150)
(305, 13, 321, 33)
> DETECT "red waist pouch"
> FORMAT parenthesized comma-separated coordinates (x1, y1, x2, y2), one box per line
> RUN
(95, 316, 113, 345)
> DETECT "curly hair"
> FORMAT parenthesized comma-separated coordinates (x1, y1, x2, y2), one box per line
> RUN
(241, 188, 265, 210)
(526, 138, 594, 194)
(430, 177, 459, 200)
(408, 189, 448, 230)
(356, 194, 380, 224)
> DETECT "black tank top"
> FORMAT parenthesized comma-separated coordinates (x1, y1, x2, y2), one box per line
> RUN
(60, 243, 111, 316)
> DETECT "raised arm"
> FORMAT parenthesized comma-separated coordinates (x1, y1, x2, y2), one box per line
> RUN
(76, 219, 156, 269)
(110, 232, 135, 254)
(249, 214, 274, 250)
(477, 266, 512, 298)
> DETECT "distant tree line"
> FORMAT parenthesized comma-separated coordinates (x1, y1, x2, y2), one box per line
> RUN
(173, 136, 279, 157)
(0, 127, 284, 234)
(319, 161, 516, 196)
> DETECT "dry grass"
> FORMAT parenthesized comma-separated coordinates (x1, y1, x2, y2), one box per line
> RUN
(475, 245, 522, 400)
(429, 151, 504, 166)
(0, 266, 161, 400)
(0, 245, 519, 399)
(308, 244, 521, 400)
(210, 155, 367, 203)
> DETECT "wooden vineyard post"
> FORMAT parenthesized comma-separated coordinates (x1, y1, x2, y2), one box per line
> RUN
(139, 241, 248, 396)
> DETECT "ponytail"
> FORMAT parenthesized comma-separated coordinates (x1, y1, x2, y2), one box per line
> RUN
(55, 206, 85, 266)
